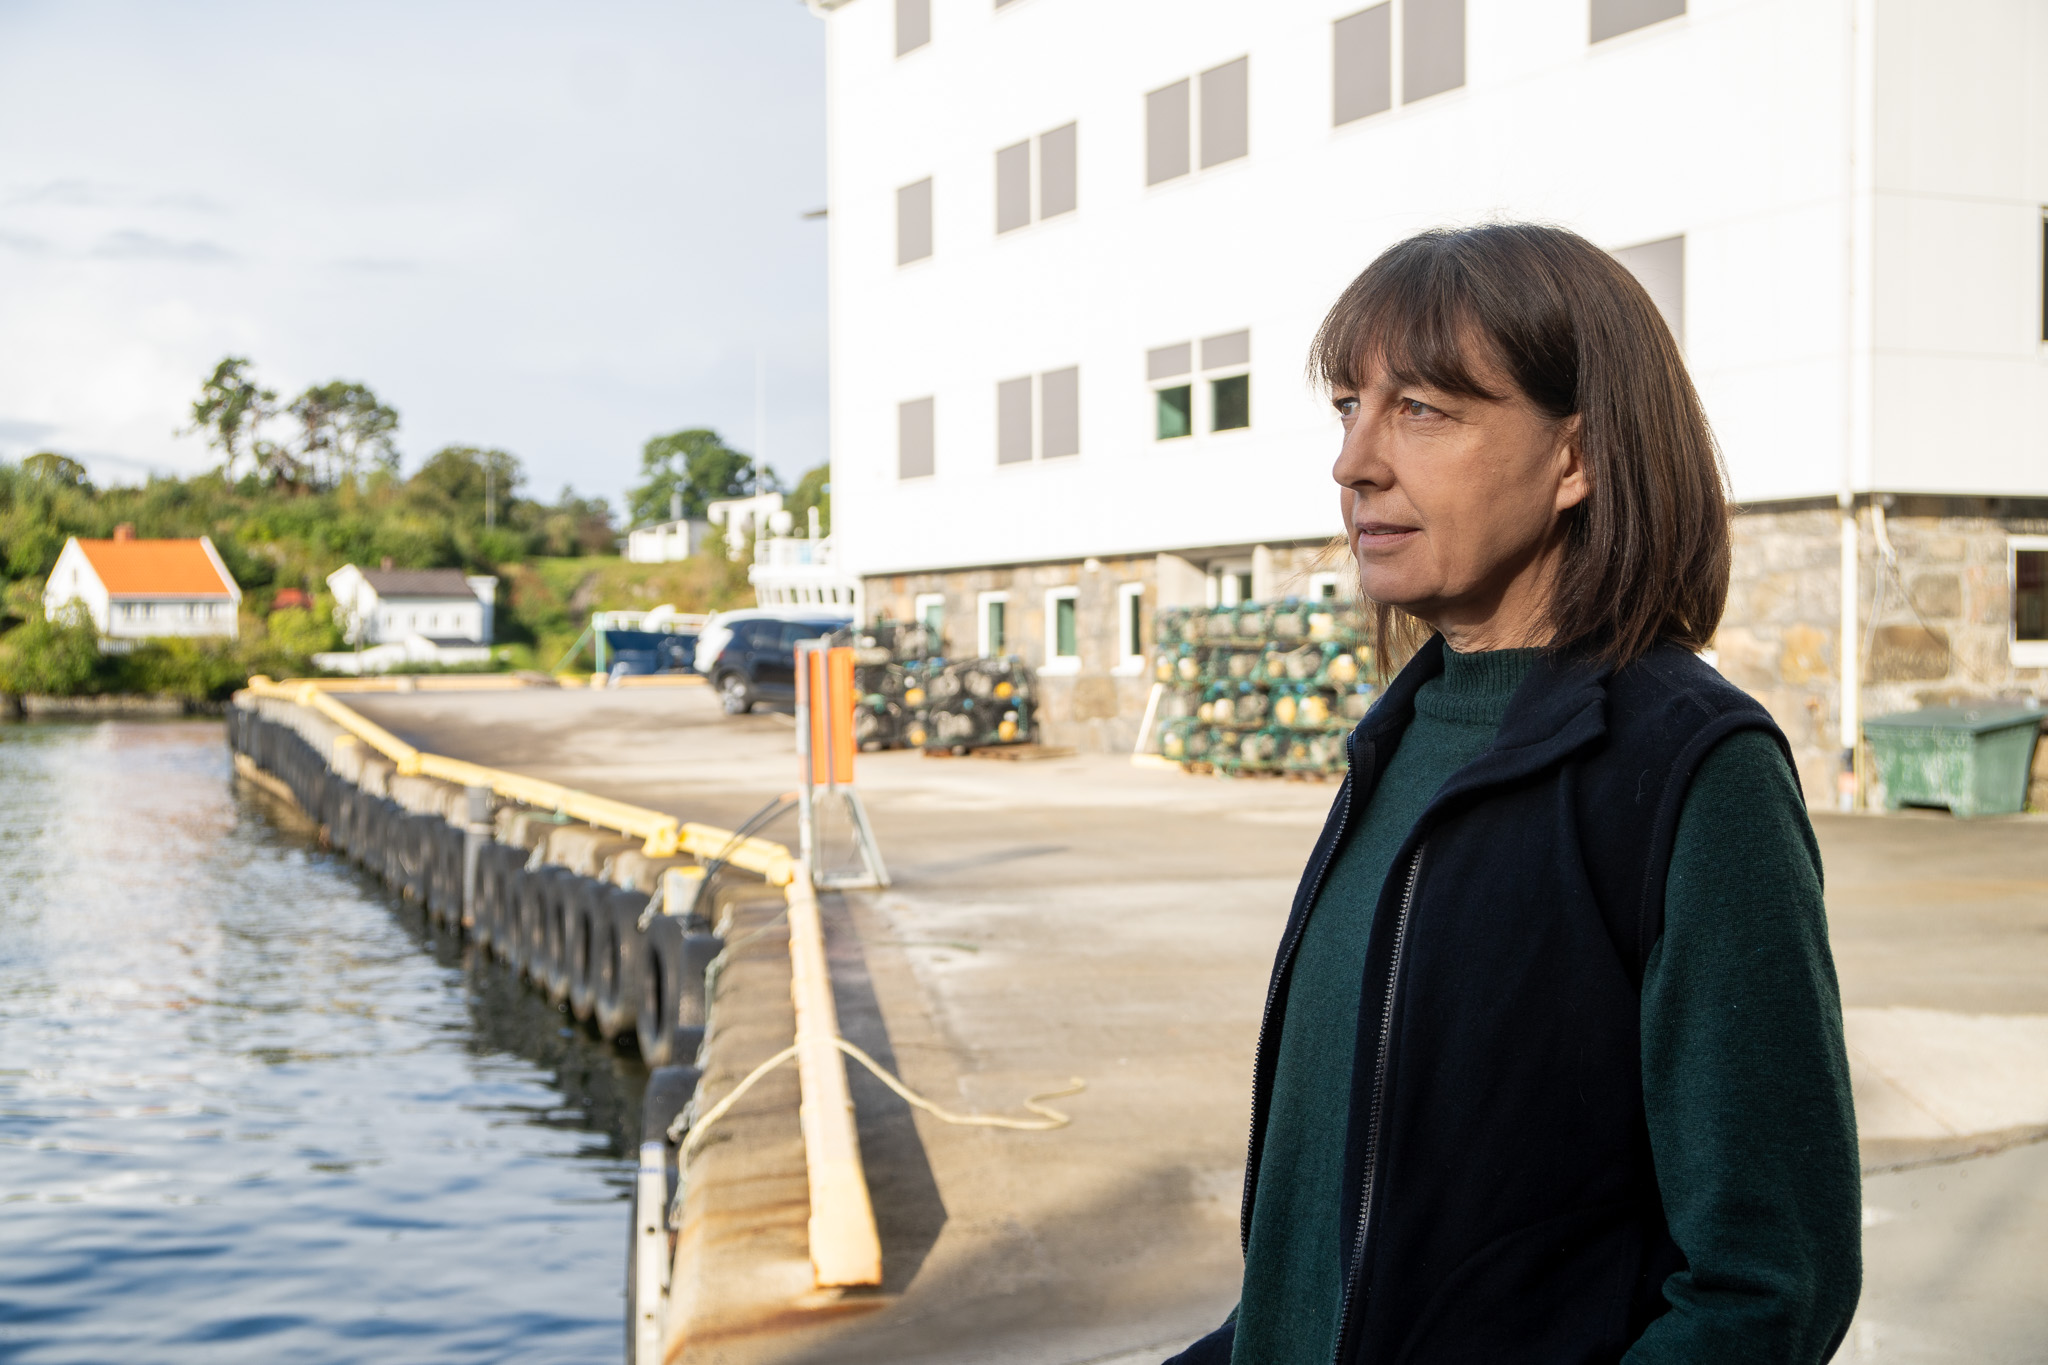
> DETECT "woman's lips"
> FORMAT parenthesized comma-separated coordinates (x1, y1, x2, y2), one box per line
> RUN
(1355, 522, 1419, 552)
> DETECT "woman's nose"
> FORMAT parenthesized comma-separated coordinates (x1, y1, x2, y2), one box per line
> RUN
(1332, 415, 1386, 490)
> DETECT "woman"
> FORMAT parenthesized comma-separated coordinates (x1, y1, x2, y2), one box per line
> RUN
(1169, 224, 1860, 1364)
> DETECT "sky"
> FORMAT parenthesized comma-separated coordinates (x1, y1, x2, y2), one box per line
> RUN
(0, 0, 828, 515)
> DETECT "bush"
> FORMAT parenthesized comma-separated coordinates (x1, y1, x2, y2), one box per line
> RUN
(0, 608, 103, 695)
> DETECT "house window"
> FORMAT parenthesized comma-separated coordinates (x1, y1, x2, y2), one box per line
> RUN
(2013, 537, 2048, 668)
(1199, 57, 1248, 168)
(1117, 582, 1147, 669)
(1612, 235, 1685, 346)
(1591, 0, 1685, 44)
(895, 0, 930, 55)
(1334, 5, 1392, 126)
(897, 177, 933, 265)
(1403, 0, 1465, 104)
(997, 376, 1034, 464)
(899, 397, 936, 479)
(1145, 79, 1191, 185)
(1153, 332, 1251, 438)
(1308, 572, 1344, 602)
(1044, 587, 1079, 669)
(978, 591, 1009, 657)
(1208, 563, 1253, 608)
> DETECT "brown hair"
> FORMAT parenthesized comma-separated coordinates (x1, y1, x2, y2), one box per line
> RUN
(1308, 222, 1728, 670)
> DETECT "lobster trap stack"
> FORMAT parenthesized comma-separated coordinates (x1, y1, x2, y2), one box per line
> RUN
(1151, 600, 1374, 777)
(832, 620, 1037, 754)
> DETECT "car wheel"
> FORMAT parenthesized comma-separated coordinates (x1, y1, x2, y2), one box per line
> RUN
(718, 673, 754, 715)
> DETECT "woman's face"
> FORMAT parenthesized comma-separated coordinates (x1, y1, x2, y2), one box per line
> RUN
(1331, 351, 1588, 651)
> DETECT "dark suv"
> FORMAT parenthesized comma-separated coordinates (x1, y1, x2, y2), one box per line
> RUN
(699, 613, 851, 714)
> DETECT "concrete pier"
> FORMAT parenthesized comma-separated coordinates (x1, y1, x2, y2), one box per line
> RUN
(322, 684, 2047, 1361)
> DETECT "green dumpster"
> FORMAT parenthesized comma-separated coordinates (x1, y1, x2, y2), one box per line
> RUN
(1863, 704, 2042, 818)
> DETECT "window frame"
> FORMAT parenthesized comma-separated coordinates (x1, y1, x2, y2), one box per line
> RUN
(978, 590, 1010, 658)
(1307, 571, 1345, 603)
(1115, 581, 1147, 674)
(915, 592, 946, 642)
(2011, 535, 2048, 668)
(1043, 586, 1080, 673)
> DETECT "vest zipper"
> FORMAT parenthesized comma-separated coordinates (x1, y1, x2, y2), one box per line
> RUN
(1240, 772, 1355, 1252)
(1330, 844, 1423, 1365)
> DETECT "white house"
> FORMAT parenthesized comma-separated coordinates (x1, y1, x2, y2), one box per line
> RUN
(44, 528, 240, 643)
(813, 0, 2048, 802)
(625, 517, 714, 564)
(326, 565, 497, 646)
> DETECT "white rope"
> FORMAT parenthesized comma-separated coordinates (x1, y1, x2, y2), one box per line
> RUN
(668, 1039, 1083, 1155)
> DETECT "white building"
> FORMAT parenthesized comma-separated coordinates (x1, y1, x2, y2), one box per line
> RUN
(625, 517, 714, 564)
(326, 565, 497, 647)
(814, 0, 2048, 799)
(44, 529, 240, 642)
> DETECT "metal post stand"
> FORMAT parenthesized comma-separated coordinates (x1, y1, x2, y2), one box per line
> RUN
(795, 640, 890, 891)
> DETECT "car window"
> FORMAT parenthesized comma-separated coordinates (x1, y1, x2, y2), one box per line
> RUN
(738, 621, 779, 649)
(780, 622, 828, 649)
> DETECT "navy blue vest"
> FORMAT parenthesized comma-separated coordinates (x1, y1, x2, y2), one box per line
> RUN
(1177, 637, 1788, 1365)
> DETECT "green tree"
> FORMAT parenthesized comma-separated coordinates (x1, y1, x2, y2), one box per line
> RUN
(21, 452, 91, 491)
(784, 462, 830, 536)
(410, 445, 523, 520)
(184, 356, 280, 480)
(626, 428, 772, 527)
(288, 381, 400, 484)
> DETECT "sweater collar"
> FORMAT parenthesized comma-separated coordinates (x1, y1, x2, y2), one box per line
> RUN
(1352, 634, 1612, 795)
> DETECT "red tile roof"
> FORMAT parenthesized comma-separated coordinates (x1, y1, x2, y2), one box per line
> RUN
(75, 539, 236, 598)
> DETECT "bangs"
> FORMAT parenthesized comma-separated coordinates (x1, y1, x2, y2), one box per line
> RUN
(1308, 231, 1518, 404)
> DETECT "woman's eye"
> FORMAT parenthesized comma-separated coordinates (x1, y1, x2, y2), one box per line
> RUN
(1400, 398, 1434, 418)
(1334, 397, 1359, 418)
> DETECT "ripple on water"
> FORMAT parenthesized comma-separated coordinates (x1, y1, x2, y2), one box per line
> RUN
(0, 720, 642, 1364)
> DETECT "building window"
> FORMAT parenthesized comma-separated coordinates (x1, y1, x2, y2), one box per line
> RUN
(1208, 562, 1253, 608)
(2014, 537, 2048, 668)
(1199, 57, 1248, 169)
(1149, 342, 1193, 441)
(899, 397, 936, 479)
(996, 123, 1078, 235)
(1307, 572, 1345, 602)
(897, 177, 933, 265)
(995, 140, 1031, 234)
(1040, 366, 1080, 458)
(1403, 0, 1465, 104)
(997, 376, 1034, 464)
(1040, 123, 1077, 219)
(1591, 0, 1685, 44)
(1203, 329, 1251, 433)
(979, 591, 1009, 657)
(895, 0, 930, 55)
(1145, 78, 1190, 185)
(1045, 587, 1079, 669)
(1333, 4, 1392, 126)
(1117, 582, 1146, 670)
(915, 592, 945, 639)
(1611, 234, 1685, 347)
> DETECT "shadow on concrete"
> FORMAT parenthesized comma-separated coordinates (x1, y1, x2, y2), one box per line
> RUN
(819, 889, 949, 1297)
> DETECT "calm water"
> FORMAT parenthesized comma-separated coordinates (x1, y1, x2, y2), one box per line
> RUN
(0, 720, 642, 1363)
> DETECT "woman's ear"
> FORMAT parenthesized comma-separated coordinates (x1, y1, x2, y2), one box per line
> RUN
(1553, 414, 1590, 513)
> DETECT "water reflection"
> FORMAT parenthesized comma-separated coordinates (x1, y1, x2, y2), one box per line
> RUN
(0, 720, 636, 1363)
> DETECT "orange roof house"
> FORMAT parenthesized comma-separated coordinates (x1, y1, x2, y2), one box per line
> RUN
(45, 525, 241, 642)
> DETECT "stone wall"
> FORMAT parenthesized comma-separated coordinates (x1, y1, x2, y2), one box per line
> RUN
(1718, 502, 2048, 808)
(863, 541, 1343, 752)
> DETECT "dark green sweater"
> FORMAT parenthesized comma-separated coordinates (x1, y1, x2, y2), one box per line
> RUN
(1231, 647, 1860, 1363)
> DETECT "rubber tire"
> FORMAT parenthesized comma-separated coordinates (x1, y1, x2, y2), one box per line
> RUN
(636, 915, 717, 1068)
(505, 865, 538, 974)
(717, 672, 754, 716)
(566, 878, 604, 1022)
(597, 886, 645, 1043)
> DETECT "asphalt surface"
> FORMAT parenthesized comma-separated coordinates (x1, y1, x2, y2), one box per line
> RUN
(348, 684, 2048, 1364)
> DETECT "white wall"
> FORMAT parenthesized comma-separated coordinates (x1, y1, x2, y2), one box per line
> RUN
(43, 541, 110, 631)
(823, 0, 2048, 580)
